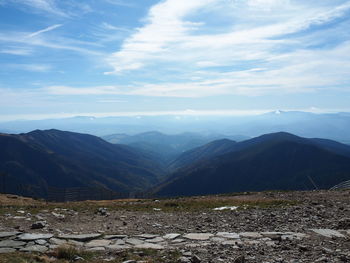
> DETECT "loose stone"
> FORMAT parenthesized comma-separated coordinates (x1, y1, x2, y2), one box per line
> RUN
(0, 240, 26, 248)
(58, 233, 102, 241)
(18, 233, 53, 241)
(0, 232, 21, 238)
(85, 239, 111, 248)
(183, 233, 214, 240)
(20, 245, 48, 253)
(311, 229, 345, 238)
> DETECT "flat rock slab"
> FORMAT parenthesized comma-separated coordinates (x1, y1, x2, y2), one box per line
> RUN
(171, 238, 185, 243)
(211, 237, 226, 242)
(282, 233, 308, 240)
(216, 232, 240, 239)
(126, 238, 144, 246)
(135, 243, 165, 250)
(0, 240, 26, 248)
(261, 232, 284, 240)
(311, 229, 345, 238)
(239, 232, 263, 239)
(111, 239, 126, 246)
(49, 238, 67, 246)
(163, 233, 181, 240)
(135, 234, 158, 239)
(58, 234, 102, 241)
(35, 239, 48, 245)
(148, 237, 164, 243)
(85, 239, 111, 248)
(20, 245, 48, 253)
(0, 232, 21, 238)
(183, 233, 214, 240)
(0, 248, 16, 253)
(18, 233, 53, 241)
(105, 235, 127, 239)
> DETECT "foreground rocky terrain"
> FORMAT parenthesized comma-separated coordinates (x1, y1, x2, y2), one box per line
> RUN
(0, 190, 349, 262)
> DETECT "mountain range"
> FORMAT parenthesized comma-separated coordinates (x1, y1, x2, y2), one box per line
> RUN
(102, 131, 246, 164)
(1, 129, 350, 199)
(0, 129, 163, 198)
(2, 111, 350, 143)
(154, 132, 350, 196)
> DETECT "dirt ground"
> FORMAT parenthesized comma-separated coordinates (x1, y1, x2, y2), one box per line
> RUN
(0, 190, 349, 262)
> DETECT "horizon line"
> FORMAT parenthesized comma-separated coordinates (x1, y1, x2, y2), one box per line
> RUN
(0, 108, 350, 122)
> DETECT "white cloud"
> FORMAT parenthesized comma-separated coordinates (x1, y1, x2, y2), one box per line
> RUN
(27, 24, 62, 38)
(102, 0, 350, 97)
(105, 0, 217, 74)
(51, 39, 350, 97)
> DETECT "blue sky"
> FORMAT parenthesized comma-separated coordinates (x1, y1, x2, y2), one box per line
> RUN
(0, 0, 350, 120)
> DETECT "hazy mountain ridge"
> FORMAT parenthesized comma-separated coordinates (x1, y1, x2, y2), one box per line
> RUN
(154, 132, 350, 196)
(0, 129, 164, 198)
(102, 131, 237, 164)
(2, 111, 350, 143)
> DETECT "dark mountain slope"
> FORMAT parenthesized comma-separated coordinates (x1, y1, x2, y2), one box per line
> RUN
(170, 132, 350, 172)
(0, 130, 164, 198)
(168, 139, 237, 171)
(155, 133, 350, 197)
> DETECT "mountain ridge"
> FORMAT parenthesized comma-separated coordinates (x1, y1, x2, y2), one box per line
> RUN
(154, 132, 350, 197)
(0, 129, 164, 198)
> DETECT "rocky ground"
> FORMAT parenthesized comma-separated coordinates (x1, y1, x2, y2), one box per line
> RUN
(0, 190, 349, 262)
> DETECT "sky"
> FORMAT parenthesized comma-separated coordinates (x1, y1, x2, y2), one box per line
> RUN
(0, 0, 350, 120)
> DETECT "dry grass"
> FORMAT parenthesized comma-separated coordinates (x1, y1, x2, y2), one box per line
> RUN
(0, 192, 299, 215)
(0, 194, 41, 206)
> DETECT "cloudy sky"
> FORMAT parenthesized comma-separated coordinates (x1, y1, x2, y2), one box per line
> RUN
(0, 0, 350, 120)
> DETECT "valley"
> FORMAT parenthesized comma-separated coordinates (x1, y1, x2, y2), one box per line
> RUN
(1, 129, 350, 200)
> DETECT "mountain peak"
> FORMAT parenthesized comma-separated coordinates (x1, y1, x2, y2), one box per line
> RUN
(274, 110, 282, 115)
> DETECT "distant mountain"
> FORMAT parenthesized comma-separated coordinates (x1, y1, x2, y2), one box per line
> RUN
(168, 132, 350, 172)
(226, 111, 350, 142)
(154, 132, 350, 197)
(168, 139, 237, 171)
(0, 130, 163, 198)
(2, 111, 350, 143)
(102, 131, 230, 164)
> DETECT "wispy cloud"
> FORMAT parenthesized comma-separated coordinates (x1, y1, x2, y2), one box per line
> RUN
(0, 30, 104, 56)
(44, 37, 350, 97)
(6, 63, 52, 72)
(7, 0, 68, 17)
(0, 47, 33, 56)
(27, 24, 62, 38)
(103, 0, 136, 8)
(103, 0, 350, 97)
(101, 22, 131, 32)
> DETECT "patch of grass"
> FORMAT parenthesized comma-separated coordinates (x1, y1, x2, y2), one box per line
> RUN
(0, 193, 300, 215)
(103, 248, 182, 263)
(0, 252, 55, 263)
(51, 245, 96, 261)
